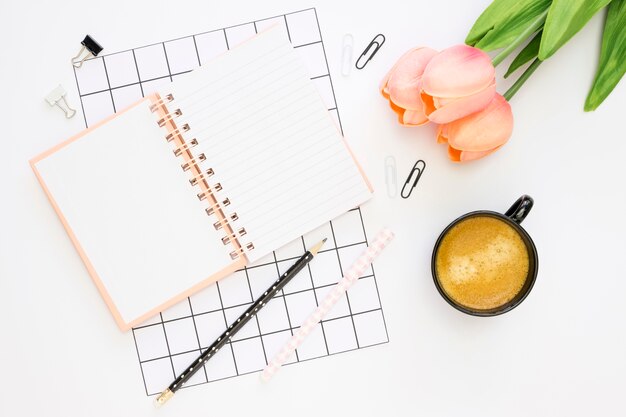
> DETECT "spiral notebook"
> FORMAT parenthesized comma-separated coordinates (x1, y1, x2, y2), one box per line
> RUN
(31, 27, 372, 331)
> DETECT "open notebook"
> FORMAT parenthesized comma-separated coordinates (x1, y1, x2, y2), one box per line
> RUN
(31, 27, 372, 331)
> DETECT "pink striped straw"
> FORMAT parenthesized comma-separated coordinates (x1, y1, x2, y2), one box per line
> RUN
(261, 228, 394, 381)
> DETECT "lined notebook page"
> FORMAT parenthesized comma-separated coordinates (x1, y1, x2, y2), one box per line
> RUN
(162, 27, 372, 262)
(34, 101, 235, 324)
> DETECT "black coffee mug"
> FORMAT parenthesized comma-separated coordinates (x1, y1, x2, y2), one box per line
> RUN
(431, 195, 538, 316)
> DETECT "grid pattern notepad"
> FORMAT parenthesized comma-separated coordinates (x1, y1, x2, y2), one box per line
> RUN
(73, 8, 388, 396)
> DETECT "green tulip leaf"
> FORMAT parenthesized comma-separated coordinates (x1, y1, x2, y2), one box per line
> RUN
(466, 0, 532, 46)
(585, 0, 626, 111)
(505, 31, 542, 78)
(539, 0, 613, 60)
(475, 0, 552, 52)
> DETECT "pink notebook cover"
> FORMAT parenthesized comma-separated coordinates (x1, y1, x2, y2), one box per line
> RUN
(30, 96, 247, 331)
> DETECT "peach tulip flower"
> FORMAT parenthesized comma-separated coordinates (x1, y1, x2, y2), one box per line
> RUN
(437, 94, 513, 162)
(380, 47, 438, 126)
(420, 45, 496, 124)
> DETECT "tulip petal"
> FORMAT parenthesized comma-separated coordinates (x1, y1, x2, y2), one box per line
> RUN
(448, 145, 503, 162)
(421, 93, 436, 117)
(447, 146, 462, 162)
(381, 48, 414, 98)
(389, 83, 423, 110)
(460, 146, 502, 162)
(388, 100, 405, 124)
(402, 109, 429, 126)
(379, 49, 415, 94)
(421, 45, 495, 98)
(386, 48, 438, 109)
(424, 81, 496, 123)
(381, 84, 390, 99)
(436, 124, 449, 143)
(446, 94, 513, 152)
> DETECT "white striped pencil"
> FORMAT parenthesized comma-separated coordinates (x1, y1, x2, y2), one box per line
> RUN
(261, 228, 394, 381)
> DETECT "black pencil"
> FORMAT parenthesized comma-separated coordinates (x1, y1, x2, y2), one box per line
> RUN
(155, 238, 327, 406)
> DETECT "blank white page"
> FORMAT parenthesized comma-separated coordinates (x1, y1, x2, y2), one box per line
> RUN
(34, 101, 234, 325)
(162, 27, 372, 261)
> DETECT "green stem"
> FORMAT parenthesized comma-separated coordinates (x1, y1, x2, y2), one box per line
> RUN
(492, 8, 549, 67)
(503, 58, 542, 101)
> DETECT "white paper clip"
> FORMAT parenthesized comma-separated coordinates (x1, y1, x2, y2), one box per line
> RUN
(45, 85, 76, 119)
(341, 34, 354, 76)
(385, 155, 397, 198)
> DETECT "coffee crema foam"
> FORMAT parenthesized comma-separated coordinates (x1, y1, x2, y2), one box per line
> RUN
(435, 216, 529, 310)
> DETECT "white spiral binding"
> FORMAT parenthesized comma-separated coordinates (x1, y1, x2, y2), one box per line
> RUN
(151, 93, 254, 260)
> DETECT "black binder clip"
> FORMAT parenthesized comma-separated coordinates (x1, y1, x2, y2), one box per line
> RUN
(355, 34, 385, 70)
(400, 160, 426, 199)
(71, 35, 103, 68)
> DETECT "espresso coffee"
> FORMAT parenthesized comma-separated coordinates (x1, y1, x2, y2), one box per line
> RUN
(435, 216, 529, 310)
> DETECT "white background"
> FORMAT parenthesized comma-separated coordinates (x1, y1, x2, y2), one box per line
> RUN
(1, 0, 625, 416)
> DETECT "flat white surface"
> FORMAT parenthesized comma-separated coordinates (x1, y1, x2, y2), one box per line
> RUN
(1, 1, 625, 417)
(34, 101, 234, 324)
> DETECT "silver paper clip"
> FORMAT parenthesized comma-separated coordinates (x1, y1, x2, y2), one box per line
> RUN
(71, 35, 103, 68)
(341, 34, 354, 76)
(45, 85, 76, 119)
(355, 34, 385, 70)
(401, 160, 426, 199)
(385, 156, 397, 198)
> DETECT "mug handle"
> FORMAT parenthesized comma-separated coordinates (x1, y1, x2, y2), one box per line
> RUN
(505, 195, 534, 224)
